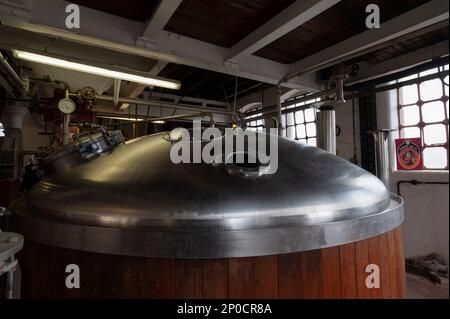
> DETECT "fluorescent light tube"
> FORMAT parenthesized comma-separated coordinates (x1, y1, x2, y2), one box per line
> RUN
(13, 50, 181, 90)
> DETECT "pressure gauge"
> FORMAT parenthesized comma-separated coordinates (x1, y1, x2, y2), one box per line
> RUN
(58, 98, 76, 114)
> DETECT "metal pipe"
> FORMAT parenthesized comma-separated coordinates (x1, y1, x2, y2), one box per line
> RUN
(62, 90, 70, 145)
(106, 112, 215, 127)
(28, 77, 69, 90)
(372, 129, 391, 189)
(223, 82, 266, 102)
(62, 114, 70, 145)
(317, 105, 336, 155)
(249, 70, 449, 124)
(244, 88, 336, 118)
(5, 257, 15, 299)
(92, 94, 232, 116)
(248, 98, 330, 124)
(113, 79, 121, 106)
(0, 52, 28, 96)
(397, 180, 449, 197)
(276, 85, 283, 136)
(331, 63, 348, 104)
(336, 78, 345, 103)
(373, 70, 449, 93)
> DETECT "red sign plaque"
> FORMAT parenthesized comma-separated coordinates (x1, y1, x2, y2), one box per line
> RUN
(395, 138, 423, 170)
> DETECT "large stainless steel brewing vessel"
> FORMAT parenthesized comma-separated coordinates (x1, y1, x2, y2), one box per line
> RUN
(11, 131, 403, 258)
(10, 131, 407, 299)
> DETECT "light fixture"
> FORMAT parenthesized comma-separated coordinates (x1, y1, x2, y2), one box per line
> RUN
(151, 120, 166, 124)
(13, 50, 181, 90)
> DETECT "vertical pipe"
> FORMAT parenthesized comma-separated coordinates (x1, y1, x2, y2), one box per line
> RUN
(62, 90, 70, 145)
(0, 52, 28, 96)
(317, 105, 336, 155)
(62, 114, 70, 145)
(113, 79, 122, 106)
(376, 90, 398, 181)
(373, 129, 391, 190)
(276, 85, 283, 136)
(4, 257, 14, 299)
(0, 101, 29, 130)
(336, 78, 346, 103)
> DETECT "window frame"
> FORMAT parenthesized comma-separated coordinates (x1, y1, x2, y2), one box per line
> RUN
(282, 95, 320, 146)
(396, 66, 449, 170)
(246, 109, 264, 132)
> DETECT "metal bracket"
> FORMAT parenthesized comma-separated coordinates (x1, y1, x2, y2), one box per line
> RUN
(136, 36, 159, 49)
(224, 59, 240, 71)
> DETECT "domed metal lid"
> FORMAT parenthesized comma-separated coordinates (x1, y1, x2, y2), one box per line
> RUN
(11, 131, 403, 258)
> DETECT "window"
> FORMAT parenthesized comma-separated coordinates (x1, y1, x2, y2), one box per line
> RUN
(246, 110, 264, 132)
(397, 65, 449, 170)
(0, 122, 4, 137)
(282, 95, 320, 146)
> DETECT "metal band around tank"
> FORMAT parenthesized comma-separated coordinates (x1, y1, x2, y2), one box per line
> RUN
(11, 194, 404, 258)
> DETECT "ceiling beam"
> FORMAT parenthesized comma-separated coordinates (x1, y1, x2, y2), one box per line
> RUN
(118, 60, 168, 111)
(228, 0, 340, 62)
(285, 0, 449, 79)
(141, 0, 183, 41)
(0, 0, 321, 91)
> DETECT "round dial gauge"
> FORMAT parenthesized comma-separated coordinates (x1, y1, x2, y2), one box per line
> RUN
(58, 98, 76, 114)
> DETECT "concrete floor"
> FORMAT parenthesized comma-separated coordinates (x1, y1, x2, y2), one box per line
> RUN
(406, 272, 449, 299)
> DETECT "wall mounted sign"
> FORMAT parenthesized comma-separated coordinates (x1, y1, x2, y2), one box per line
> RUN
(395, 138, 423, 170)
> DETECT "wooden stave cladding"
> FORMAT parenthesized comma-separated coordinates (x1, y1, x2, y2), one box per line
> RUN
(19, 226, 406, 299)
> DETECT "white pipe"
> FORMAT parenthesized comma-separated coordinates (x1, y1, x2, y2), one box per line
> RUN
(373, 130, 391, 190)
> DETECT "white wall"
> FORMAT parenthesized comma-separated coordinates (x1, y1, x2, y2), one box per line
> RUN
(377, 90, 449, 262)
(391, 171, 449, 262)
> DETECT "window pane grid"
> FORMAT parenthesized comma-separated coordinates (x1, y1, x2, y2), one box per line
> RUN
(397, 65, 449, 170)
(246, 109, 264, 132)
(283, 94, 319, 146)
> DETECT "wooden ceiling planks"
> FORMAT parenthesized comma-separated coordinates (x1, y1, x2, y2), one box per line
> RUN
(70, 0, 160, 22)
(164, 0, 296, 47)
(69, 0, 437, 66)
(348, 26, 449, 65)
(254, 0, 433, 64)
